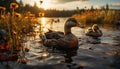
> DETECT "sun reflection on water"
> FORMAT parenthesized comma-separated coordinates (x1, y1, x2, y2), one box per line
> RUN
(39, 17, 50, 33)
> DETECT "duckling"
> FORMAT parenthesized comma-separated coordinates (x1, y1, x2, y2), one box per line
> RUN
(92, 24, 103, 37)
(85, 24, 103, 44)
(41, 18, 83, 51)
(86, 24, 102, 37)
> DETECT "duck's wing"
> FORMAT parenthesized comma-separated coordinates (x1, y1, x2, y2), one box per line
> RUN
(43, 39, 58, 47)
(42, 34, 78, 49)
(45, 31, 64, 39)
(42, 37, 70, 49)
(42, 34, 69, 48)
(57, 34, 78, 49)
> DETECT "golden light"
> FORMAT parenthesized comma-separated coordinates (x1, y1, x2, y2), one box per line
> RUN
(38, 17, 50, 33)
(41, 17, 46, 27)
(41, 17, 48, 32)
(36, 0, 52, 10)
(41, 52, 49, 58)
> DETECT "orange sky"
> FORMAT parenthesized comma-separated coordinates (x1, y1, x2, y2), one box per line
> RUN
(18, 0, 120, 10)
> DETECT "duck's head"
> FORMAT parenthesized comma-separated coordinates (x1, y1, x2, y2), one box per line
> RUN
(65, 18, 78, 28)
(64, 18, 83, 35)
(92, 24, 99, 32)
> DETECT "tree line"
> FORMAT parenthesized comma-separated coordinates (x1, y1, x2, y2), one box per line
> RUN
(0, 0, 119, 17)
(0, 0, 74, 17)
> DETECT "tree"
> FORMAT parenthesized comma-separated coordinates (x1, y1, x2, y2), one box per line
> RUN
(18, 0, 24, 12)
(105, 4, 109, 15)
(101, 6, 105, 10)
(106, 4, 109, 11)
(34, 2, 37, 8)
(90, 5, 94, 11)
(76, 7, 79, 13)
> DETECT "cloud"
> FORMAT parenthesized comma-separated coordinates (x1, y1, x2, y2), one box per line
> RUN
(51, 0, 90, 4)
(110, 2, 120, 7)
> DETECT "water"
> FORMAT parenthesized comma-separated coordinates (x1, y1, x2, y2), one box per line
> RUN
(0, 17, 120, 69)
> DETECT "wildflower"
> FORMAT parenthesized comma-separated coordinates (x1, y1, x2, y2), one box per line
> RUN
(15, 13, 22, 18)
(39, 12, 44, 17)
(0, 15, 5, 19)
(0, 6, 6, 11)
(10, 3, 19, 9)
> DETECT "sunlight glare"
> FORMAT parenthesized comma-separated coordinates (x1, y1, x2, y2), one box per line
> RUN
(41, 17, 49, 32)
(36, 0, 51, 10)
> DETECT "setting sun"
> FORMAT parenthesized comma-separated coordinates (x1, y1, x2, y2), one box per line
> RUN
(36, 0, 52, 10)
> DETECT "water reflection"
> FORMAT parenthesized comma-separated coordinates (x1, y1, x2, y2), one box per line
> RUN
(41, 17, 46, 27)
(63, 50, 84, 69)
(38, 17, 66, 34)
(38, 17, 50, 33)
(63, 49, 77, 63)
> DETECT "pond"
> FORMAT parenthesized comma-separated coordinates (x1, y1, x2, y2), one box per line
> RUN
(0, 17, 120, 69)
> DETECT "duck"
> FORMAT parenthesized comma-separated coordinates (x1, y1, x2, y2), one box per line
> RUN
(41, 18, 83, 51)
(85, 24, 103, 44)
(85, 24, 102, 38)
(116, 21, 120, 30)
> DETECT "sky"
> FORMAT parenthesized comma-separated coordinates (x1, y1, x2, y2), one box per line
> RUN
(17, 0, 120, 10)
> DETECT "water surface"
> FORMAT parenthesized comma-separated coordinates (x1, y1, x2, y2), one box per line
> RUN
(0, 17, 120, 69)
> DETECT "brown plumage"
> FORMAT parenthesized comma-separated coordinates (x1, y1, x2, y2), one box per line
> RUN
(42, 18, 83, 51)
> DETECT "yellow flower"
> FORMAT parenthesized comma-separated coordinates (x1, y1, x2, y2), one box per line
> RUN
(15, 12, 22, 18)
(1, 15, 5, 19)
(0, 6, 6, 11)
(39, 12, 44, 17)
(10, 3, 19, 9)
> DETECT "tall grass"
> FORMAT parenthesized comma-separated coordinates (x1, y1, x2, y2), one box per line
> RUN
(72, 9, 120, 28)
